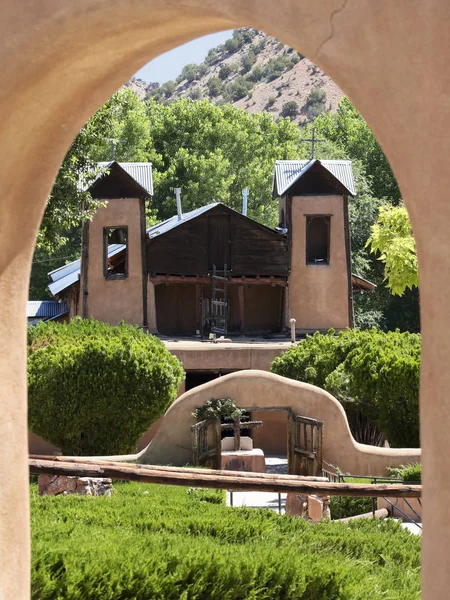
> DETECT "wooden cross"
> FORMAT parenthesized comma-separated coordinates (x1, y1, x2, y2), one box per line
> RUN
(300, 127, 326, 159)
(221, 416, 263, 451)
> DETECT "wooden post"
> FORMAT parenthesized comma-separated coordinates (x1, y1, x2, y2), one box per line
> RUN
(191, 426, 199, 466)
(287, 410, 295, 475)
(214, 419, 222, 470)
(195, 284, 202, 332)
(238, 284, 245, 332)
(233, 415, 241, 451)
(316, 423, 323, 476)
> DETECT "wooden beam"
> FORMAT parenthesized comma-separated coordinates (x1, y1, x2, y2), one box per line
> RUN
(238, 284, 245, 332)
(151, 275, 287, 287)
(29, 457, 422, 498)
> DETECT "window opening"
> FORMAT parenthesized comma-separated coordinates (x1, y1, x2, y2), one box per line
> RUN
(103, 226, 128, 279)
(306, 215, 330, 265)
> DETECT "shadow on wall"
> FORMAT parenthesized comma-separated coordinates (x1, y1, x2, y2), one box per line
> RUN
(139, 370, 421, 476)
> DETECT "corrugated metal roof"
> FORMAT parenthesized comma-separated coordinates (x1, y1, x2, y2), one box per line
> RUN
(147, 203, 218, 239)
(48, 244, 125, 296)
(27, 301, 68, 318)
(79, 161, 153, 196)
(273, 159, 356, 197)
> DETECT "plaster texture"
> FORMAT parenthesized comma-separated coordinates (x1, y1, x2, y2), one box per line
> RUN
(289, 195, 350, 330)
(1, 1, 449, 596)
(81, 198, 145, 325)
(140, 370, 421, 475)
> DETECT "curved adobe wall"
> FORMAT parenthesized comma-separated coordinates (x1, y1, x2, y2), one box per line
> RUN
(140, 370, 420, 475)
(2, 1, 450, 597)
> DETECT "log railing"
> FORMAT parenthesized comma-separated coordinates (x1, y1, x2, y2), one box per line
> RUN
(29, 457, 421, 498)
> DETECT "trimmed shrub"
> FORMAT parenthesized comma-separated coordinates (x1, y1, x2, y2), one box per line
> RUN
(271, 329, 421, 447)
(31, 483, 421, 599)
(28, 318, 184, 455)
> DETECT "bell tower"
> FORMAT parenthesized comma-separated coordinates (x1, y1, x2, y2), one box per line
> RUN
(79, 161, 156, 330)
(274, 159, 355, 334)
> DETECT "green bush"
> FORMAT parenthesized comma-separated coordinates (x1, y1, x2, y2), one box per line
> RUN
(219, 64, 232, 80)
(241, 49, 256, 73)
(28, 318, 184, 455)
(206, 76, 223, 98)
(271, 329, 421, 447)
(179, 64, 198, 83)
(31, 482, 421, 599)
(281, 100, 299, 119)
(224, 77, 253, 101)
(388, 463, 422, 483)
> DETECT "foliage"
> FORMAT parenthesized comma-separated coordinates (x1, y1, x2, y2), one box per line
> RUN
(178, 63, 198, 83)
(367, 204, 418, 296)
(388, 463, 421, 483)
(27, 318, 184, 455)
(241, 49, 256, 73)
(189, 87, 203, 101)
(31, 482, 421, 599)
(219, 64, 232, 80)
(280, 101, 299, 119)
(314, 97, 400, 202)
(263, 55, 296, 81)
(224, 76, 253, 102)
(246, 65, 264, 82)
(271, 329, 421, 447)
(192, 398, 244, 423)
(206, 76, 223, 97)
(329, 496, 372, 519)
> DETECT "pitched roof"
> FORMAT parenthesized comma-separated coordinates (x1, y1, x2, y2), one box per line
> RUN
(48, 244, 125, 296)
(27, 300, 68, 319)
(147, 203, 218, 240)
(79, 161, 153, 196)
(273, 159, 356, 197)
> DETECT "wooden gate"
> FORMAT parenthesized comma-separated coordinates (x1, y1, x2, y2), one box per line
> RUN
(288, 411, 323, 476)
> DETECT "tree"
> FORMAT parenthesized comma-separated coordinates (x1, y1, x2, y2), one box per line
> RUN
(280, 101, 299, 119)
(314, 97, 400, 202)
(28, 318, 184, 455)
(207, 77, 223, 98)
(179, 63, 198, 83)
(367, 204, 418, 295)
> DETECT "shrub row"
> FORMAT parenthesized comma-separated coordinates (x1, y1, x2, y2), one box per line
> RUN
(31, 482, 421, 599)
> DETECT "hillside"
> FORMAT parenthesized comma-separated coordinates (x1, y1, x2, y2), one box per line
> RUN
(125, 29, 344, 123)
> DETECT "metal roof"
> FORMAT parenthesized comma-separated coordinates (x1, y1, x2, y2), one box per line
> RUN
(27, 301, 68, 318)
(147, 203, 219, 239)
(48, 244, 125, 296)
(79, 161, 153, 196)
(273, 159, 356, 197)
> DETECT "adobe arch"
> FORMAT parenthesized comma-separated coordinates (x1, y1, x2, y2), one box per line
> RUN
(1, 1, 450, 597)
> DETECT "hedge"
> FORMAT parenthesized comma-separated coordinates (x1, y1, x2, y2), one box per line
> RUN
(28, 318, 184, 455)
(271, 329, 420, 447)
(31, 482, 421, 599)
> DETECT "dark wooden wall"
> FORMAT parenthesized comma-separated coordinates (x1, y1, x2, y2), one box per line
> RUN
(147, 204, 288, 277)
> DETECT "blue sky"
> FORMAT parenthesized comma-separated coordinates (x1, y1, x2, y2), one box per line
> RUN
(134, 31, 233, 84)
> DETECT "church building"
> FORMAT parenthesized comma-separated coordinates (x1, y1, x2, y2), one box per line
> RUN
(48, 159, 373, 339)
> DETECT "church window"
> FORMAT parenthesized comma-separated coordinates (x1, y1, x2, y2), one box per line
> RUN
(306, 215, 330, 265)
(103, 226, 128, 279)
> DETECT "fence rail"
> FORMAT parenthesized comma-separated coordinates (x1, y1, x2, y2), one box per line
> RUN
(29, 457, 421, 498)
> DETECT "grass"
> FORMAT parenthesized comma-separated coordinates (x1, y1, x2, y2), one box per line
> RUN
(31, 482, 421, 599)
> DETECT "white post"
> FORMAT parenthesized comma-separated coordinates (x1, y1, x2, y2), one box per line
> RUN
(242, 188, 249, 216)
(289, 318, 296, 343)
(174, 187, 182, 220)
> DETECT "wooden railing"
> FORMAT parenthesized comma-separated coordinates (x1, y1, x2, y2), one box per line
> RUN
(29, 457, 421, 498)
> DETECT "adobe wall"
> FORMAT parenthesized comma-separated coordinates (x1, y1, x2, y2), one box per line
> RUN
(140, 370, 421, 475)
(289, 195, 350, 330)
(82, 198, 145, 326)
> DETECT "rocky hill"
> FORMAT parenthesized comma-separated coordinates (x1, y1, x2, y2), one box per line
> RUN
(124, 29, 344, 123)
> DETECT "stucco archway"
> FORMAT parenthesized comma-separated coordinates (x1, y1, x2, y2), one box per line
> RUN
(2, 1, 450, 597)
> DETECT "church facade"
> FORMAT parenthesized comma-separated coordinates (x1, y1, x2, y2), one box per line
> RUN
(48, 159, 373, 338)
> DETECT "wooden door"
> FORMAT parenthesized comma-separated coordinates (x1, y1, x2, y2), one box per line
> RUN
(208, 215, 231, 270)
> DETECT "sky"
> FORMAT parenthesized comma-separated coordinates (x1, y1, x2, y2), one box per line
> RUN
(134, 31, 233, 84)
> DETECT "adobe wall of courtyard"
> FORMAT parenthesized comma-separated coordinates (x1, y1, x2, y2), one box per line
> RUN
(140, 370, 421, 475)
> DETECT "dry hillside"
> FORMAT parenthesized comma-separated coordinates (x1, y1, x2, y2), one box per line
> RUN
(125, 29, 344, 123)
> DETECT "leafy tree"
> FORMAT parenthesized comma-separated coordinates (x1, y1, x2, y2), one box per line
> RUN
(314, 97, 400, 202)
(219, 64, 232, 80)
(224, 77, 253, 102)
(161, 80, 176, 99)
(367, 204, 418, 295)
(225, 38, 239, 54)
(246, 65, 264, 82)
(280, 101, 299, 119)
(189, 88, 203, 101)
(241, 49, 256, 74)
(28, 318, 184, 455)
(206, 77, 223, 98)
(197, 63, 208, 78)
(179, 63, 198, 83)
